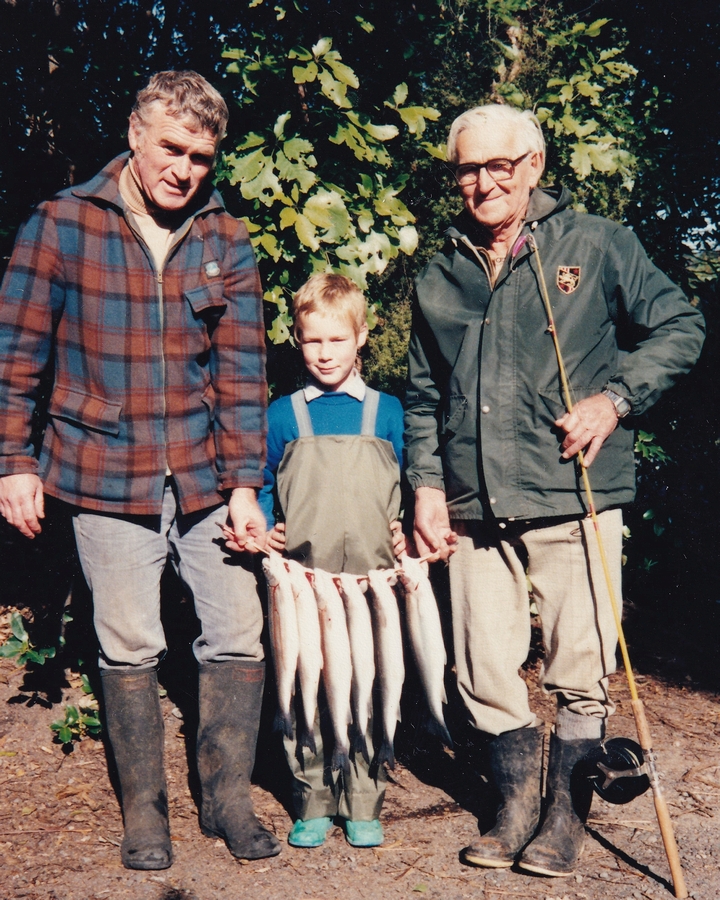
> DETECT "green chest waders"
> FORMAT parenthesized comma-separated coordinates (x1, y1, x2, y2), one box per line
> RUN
(277, 388, 401, 576)
(276, 388, 401, 821)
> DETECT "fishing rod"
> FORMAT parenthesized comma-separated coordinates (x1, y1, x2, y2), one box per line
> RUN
(525, 232, 688, 900)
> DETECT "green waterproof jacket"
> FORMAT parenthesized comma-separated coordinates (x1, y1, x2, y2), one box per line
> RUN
(404, 186, 705, 522)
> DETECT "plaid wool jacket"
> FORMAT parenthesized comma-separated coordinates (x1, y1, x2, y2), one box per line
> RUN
(0, 153, 267, 515)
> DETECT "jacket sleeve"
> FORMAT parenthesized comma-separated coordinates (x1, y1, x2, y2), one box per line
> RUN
(603, 226, 705, 415)
(404, 297, 446, 493)
(0, 204, 64, 476)
(209, 217, 268, 492)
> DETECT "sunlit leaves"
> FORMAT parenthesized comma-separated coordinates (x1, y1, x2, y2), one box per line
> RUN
(221, 34, 437, 343)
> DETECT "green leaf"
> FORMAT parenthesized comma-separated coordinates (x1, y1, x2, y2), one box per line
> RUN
(346, 111, 398, 142)
(325, 56, 360, 89)
(56, 725, 73, 744)
(569, 142, 593, 179)
(0, 638, 24, 658)
(318, 68, 351, 109)
(398, 225, 419, 254)
(279, 207, 298, 230)
(273, 111, 292, 139)
(420, 141, 447, 161)
(225, 147, 268, 185)
(294, 213, 320, 251)
(392, 82, 409, 106)
(292, 61, 318, 84)
(282, 136, 314, 161)
(397, 105, 441, 136)
(312, 37, 333, 58)
(267, 313, 293, 344)
(586, 17, 610, 36)
(10, 613, 29, 643)
(258, 232, 283, 261)
(575, 80, 604, 104)
(303, 190, 353, 242)
(355, 15, 374, 33)
(275, 151, 317, 193)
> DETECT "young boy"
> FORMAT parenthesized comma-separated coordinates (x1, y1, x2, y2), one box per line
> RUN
(258, 273, 404, 849)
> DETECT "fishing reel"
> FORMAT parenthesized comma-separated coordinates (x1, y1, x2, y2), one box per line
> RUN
(583, 737, 651, 805)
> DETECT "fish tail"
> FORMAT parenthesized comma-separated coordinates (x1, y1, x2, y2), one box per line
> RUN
(331, 743, 351, 775)
(376, 737, 396, 770)
(427, 715, 453, 749)
(349, 722, 371, 764)
(298, 724, 317, 755)
(273, 708, 294, 740)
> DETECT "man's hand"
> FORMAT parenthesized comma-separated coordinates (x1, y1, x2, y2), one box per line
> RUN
(554, 393, 619, 468)
(266, 522, 287, 554)
(412, 486, 458, 562)
(0, 474, 45, 539)
(224, 488, 267, 553)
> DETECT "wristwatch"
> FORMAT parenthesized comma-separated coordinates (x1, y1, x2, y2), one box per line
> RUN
(602, 387, 632, 418)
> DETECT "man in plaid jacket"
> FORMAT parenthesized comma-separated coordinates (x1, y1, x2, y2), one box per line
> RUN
(0, 71, 279, 869)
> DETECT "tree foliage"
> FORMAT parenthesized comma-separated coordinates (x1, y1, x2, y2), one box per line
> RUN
(218, 29, 440, 348)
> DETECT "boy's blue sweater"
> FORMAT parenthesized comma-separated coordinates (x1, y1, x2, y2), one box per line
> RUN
(258, 388, 404, 528)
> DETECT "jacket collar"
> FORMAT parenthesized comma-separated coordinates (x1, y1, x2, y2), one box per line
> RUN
(445, 184, 572, 245)
(70, 151, 226, 219)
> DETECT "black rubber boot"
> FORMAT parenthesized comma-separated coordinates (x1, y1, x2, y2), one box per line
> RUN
(197, 660, 281, 860)
(462, 725, 543, 868)
(518, 732, 597, 877)
(101, 668, 172, 870)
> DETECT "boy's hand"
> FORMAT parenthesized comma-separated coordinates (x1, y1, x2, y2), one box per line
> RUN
(224, 488, 267, 553)
(266, 522, 287, 553)
(390, 519, 407, 559)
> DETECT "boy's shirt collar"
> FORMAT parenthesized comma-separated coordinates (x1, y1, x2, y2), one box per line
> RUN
(304, 370, 366, 403)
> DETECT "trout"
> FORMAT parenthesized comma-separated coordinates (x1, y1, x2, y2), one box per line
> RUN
(396, 555, 452, 747)
(262, 554, 300, 739)
(312, 568, 353, 774)
(286, 559, 323, 754)
(367, 568, 405, 769)
(337, 572, 376, 762)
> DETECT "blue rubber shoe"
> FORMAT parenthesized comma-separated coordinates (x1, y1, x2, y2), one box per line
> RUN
(345, 819, 384, 847)
(288, 816, 333, 848)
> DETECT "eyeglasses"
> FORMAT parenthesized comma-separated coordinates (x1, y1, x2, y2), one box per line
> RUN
(452, 152, 531, 186)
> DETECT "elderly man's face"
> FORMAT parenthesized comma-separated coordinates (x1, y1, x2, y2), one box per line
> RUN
(128, 103, 219, 212)
(455, 126, 542, 236)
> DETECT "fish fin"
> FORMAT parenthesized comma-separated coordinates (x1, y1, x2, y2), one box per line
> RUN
(426, 715, 453, 749)
(297, 724, 317, 755)
(331, 744, 351, 775)
(273, 708, 294, 740)
(349, 722, 371, 764)
(376, 737, 396, 770)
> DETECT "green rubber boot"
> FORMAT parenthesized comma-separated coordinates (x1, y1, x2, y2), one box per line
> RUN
(101, 668, 172, 871)
(197, 660, 281, 860)
(518, 733, 597, 877)
(462, 725, 543, 868)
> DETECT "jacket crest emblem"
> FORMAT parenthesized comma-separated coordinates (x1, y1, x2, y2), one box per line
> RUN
(557, 266, 581, 294)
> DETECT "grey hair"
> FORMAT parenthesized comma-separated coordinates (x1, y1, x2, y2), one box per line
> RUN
(446, 104, 545, 164)
(132, 70, 228, 141)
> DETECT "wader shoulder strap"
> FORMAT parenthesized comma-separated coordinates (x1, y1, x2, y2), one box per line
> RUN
(361, 387, 380, 436)
(290, 390, 314, 437)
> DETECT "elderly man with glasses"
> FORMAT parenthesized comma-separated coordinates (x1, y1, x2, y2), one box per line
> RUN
(404, 104, 704, 878)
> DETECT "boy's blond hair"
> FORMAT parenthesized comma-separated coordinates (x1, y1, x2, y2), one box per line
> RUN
(292, 274, 367, 338)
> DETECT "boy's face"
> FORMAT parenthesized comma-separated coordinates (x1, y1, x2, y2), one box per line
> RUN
(297, 310, 368, 392)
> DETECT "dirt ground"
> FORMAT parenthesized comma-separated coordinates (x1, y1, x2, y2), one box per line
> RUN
(0, 590, 719, 900)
